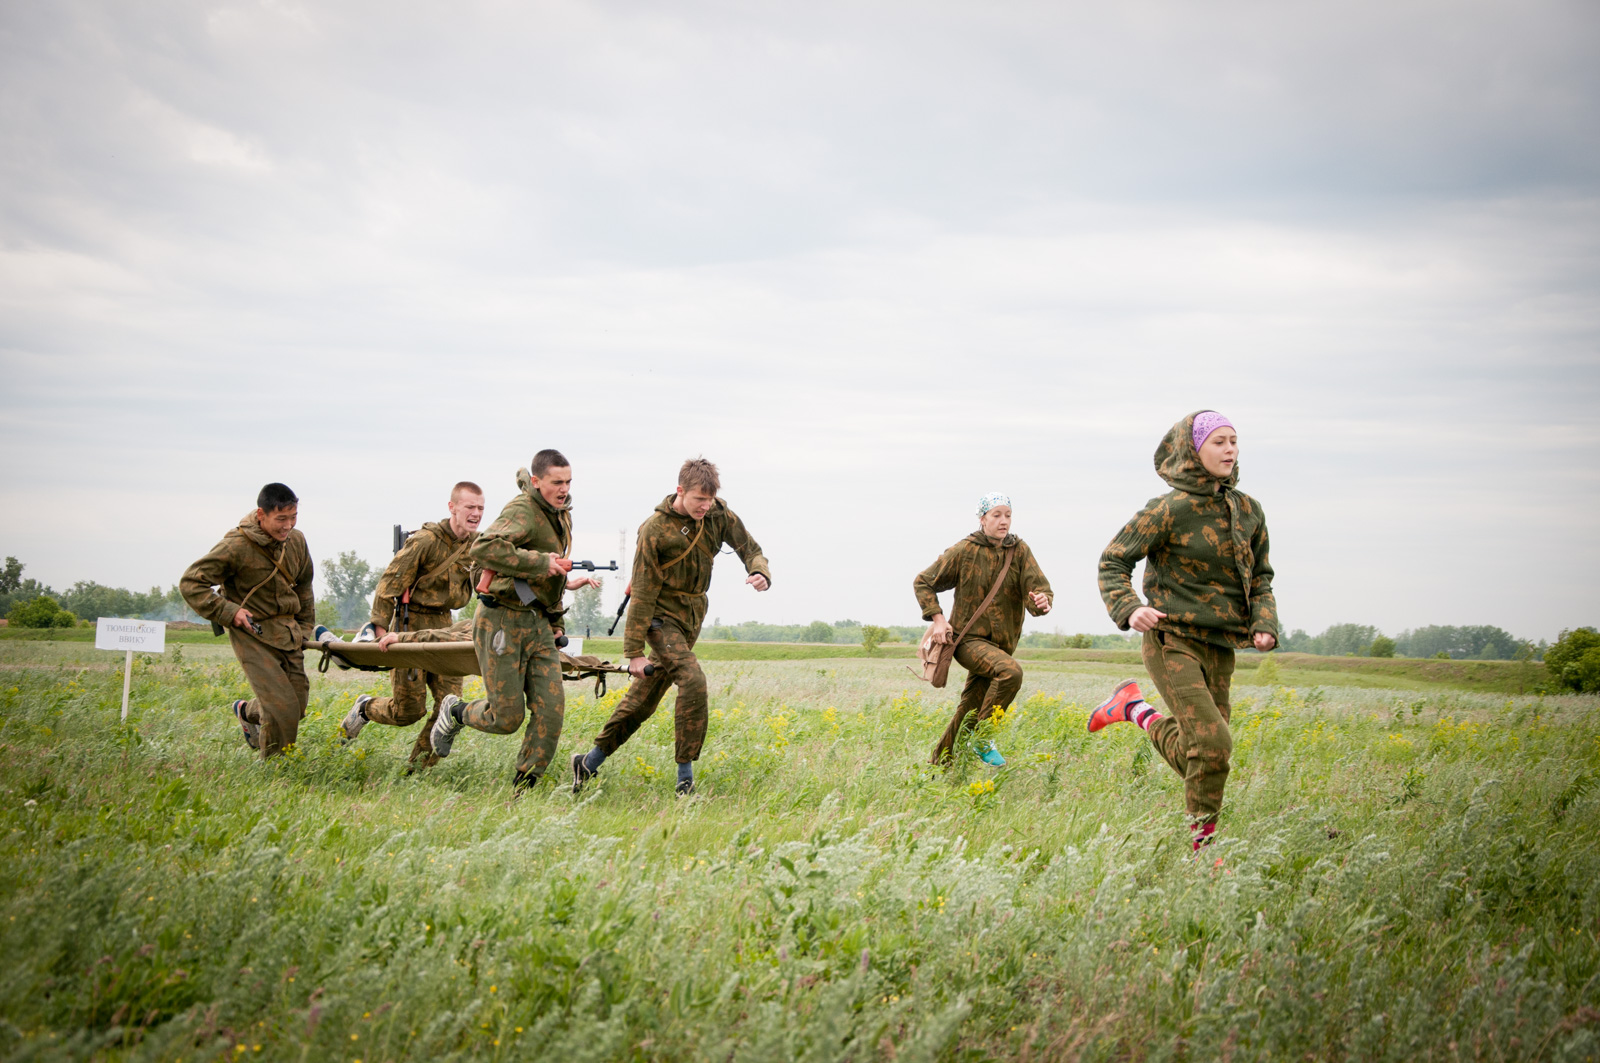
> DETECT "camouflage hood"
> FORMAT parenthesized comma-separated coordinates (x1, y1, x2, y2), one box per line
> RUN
(1154, 411, 1240, 495)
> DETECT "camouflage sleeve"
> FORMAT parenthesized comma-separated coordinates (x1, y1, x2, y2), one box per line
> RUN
(179, 534, 242, 627)
(913, 544, 962, 621)
(370, 532, 428, 629)
(622, 521, 663, 659)
(470, 498, 554, 580)
(295, 543, 316, 632)
(1099, 497, 1167, 629)
(720, 506, 771, 584)
(1248, 510, 1278, 636)
(1019, 543, 1053, 617)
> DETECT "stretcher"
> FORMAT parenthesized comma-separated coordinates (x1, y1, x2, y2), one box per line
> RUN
(303, 638, 636, 696)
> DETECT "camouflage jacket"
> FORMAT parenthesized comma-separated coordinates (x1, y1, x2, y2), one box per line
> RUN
(469, 468, 571, 614)
(180, 511, 315, 652)
(1098, 411, 1278, 649)
(913, 533, 1053, 655)
(623, 495, 771, 658)
(370, 520, 477, 629)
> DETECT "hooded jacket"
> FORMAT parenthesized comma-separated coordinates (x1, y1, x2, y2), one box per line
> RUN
(622, 495, 770, 658)
(180, 511, 315, 652)
(469, 468, 572, 614)
(370, 520, 478, 629)
(1098, 411, 1278, 649)
(913, 532, 1052, 655)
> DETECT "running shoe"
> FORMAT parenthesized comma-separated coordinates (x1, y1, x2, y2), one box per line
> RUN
(1088, 679, 1145, 733)
(430, 694, 465, 758)
(340, 694, 371, 744)
(232, 700, 259, 750)
(571, 752, 595, 794)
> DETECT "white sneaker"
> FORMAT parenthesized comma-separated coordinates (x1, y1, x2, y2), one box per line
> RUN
(430, 694, 465, 758)
(341, 695, 372, 744)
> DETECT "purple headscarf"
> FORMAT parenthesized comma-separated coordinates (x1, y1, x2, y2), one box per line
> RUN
(1191, 411, 1234, 452)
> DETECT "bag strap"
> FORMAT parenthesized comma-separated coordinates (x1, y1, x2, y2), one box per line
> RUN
(406, 530, 473, 601)
(234, 532, 298, 614)
(658, 519, 708, 574)
(950, 544, 1016, 649)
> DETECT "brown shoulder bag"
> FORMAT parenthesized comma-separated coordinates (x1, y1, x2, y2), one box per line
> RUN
(914, 544, 1015, 688)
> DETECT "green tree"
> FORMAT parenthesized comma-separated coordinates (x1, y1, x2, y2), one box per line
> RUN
(8, 596, 75, 629)
(801, 620, 833, 643)
(321, 552, 379, 629)
(567, 584, 605, 636)
(861, 625, 889, 655)
(0, 556, 21, 595)
(1368, 635, 1396, 658)
(1544, 628, 1600, 693)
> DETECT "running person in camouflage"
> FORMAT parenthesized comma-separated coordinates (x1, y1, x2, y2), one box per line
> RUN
(1088, 411, 1279, 850)
(340, 481, 485, 767)
(179, 483, 315, 760)
(573, 457, 771, 796)
(428, 451, 602, 792)
(915, 494, 1053, 768)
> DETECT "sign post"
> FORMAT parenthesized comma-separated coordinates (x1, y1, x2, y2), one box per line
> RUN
(95, 618, 167, 720)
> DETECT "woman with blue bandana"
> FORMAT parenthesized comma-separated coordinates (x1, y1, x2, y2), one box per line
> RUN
(914, 493, 1055, 768)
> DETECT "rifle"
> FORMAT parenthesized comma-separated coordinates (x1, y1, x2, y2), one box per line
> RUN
(392, 524, 415, 554)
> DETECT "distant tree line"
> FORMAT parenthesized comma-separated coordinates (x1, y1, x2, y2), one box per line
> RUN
(1279, 622, 1543, 660)
(0, 553, 383, 631)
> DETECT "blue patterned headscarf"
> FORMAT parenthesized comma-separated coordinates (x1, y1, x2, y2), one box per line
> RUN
(977, 493, 1012, 518)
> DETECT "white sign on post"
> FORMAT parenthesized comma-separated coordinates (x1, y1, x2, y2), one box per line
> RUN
(96, 618, 167, 721)
(565, 637, 583, 658)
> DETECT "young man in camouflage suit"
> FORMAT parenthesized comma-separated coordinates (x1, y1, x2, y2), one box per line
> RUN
(429, 451, 601, 792)
(1088, 411, 1279, 850)
(179, 483, 315, 760)
(573, 457, 771, 796)
(340, 481, 485, 766)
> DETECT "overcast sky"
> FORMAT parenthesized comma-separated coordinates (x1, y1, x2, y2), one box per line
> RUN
(2, 0, 1597, 641)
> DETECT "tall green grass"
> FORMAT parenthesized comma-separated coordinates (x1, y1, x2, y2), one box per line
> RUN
(0, 646, 1596, 1060)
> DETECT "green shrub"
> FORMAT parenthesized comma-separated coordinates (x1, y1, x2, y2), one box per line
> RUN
(801, 620, 833, 643)
(1368, 635, 1396, 658)
(1545, 627, 1600, 692)
(7, 595, 74, 629)
(860, 624, 889, 655)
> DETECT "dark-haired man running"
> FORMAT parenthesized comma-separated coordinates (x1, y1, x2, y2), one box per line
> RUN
(180, 483, 315, 760)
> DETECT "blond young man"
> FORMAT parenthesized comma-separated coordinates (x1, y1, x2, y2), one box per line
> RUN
(573, 458, 771, 796)
(340, 482, 484, 765)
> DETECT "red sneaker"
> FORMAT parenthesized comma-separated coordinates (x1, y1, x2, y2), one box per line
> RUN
(1088, 680, 1144, 733)
(1192, 821, 1217, 851)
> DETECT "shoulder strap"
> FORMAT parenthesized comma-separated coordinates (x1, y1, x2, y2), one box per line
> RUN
(408, 531, 473, 597)
(658, 519, 708, 574)
(233, 532, 299, 613)
(952, 544, 1016, 648)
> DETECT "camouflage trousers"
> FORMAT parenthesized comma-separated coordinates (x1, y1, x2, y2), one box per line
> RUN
(1141, 629, 1236, 824)
(228, 630, 309, 760)
(462, 604, 565, 781)
(593, 617, 707, 764)
(930, 637, 1024, 766)
(362, 610, 462, 767)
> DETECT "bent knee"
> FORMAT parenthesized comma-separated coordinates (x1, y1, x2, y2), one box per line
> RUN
(992, 659, 1023, 685)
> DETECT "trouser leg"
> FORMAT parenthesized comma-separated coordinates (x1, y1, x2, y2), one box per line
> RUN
(930, 638, 1023, 765)
(1139, 630, 1235, 823)
(364, 665, 429, 726)
(228, 632, 308, 760)
(511, 637, 565, 781)
(462, 606, 534, 735)
(591, 619, 678, 755)
(655, 622, 708, 763)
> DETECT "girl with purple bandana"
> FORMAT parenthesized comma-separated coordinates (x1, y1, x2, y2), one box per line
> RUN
(1087, 411, 1280, 851)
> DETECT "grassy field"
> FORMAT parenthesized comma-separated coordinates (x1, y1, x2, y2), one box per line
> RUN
(1, 640, 1597, 1061)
